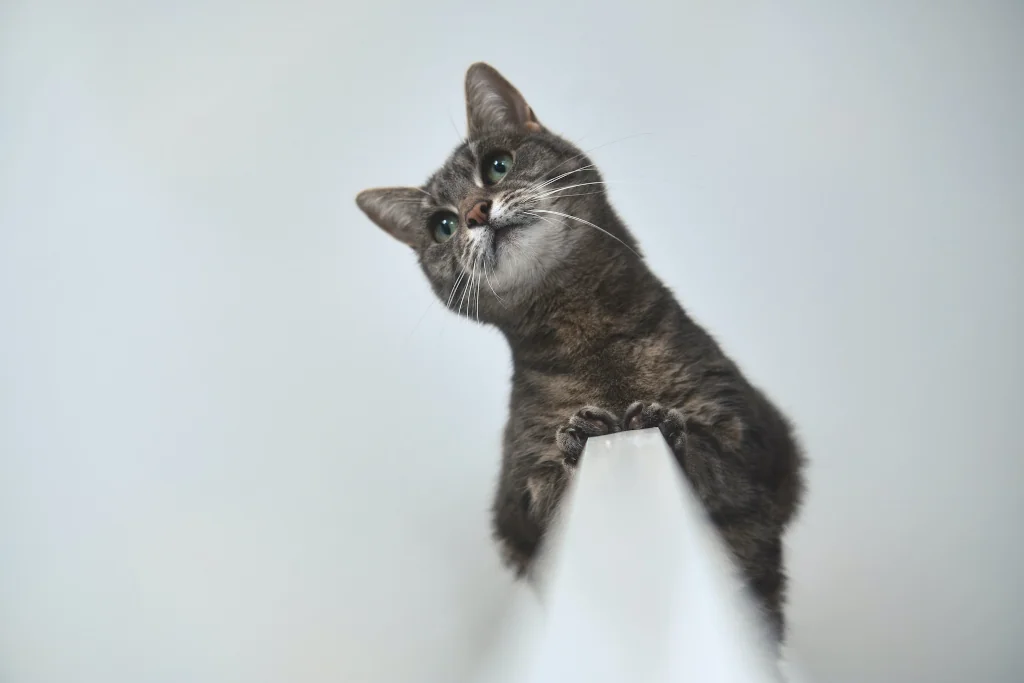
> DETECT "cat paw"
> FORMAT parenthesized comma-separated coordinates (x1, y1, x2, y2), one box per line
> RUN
(622, 401, 686, 443)
(555, 406, 620, 466)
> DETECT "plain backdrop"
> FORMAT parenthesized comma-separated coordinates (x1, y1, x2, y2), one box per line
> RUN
(1, 2, 1022, 682)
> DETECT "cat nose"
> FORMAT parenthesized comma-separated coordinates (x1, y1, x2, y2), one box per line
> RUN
(465, 200, 491, 228)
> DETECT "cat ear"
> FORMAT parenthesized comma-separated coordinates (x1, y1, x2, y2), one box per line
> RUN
(356, 187, 425, 247)
(465, 62, 542, 138)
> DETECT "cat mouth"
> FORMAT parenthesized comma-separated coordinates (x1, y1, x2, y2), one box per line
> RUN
(490, 220, 527, 250)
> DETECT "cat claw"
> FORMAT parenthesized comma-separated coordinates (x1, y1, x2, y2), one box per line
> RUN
(622, 401, 686, 442)
(556, 406, 619, 465)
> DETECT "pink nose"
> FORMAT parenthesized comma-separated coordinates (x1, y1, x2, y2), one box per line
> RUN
(465, 200, 491, 228)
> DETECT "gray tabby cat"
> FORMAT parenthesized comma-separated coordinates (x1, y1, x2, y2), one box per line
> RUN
(356, 63, 805, 644)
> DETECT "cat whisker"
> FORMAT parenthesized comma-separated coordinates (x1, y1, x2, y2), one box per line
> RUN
(403, 297, 437, 345)
(447, 109, 465, 143)
(537, 180, 608, 193)
(413, 187, 439, 203)
(457, 256, 474, 318)
(458, 276, 472, 318)
(525, 181, 610, 201)
(524, 210, 564, 228)
(460, 246, 484, 322)
(474, 252, 482, 323)
(484, 263, 506, 306)
(540, 132, 652, 179)
(529, 209, 642, 259)
(523, 210, 570, 236)
(532, 164, 596, 192)
(535, 191, 607, 199)
(522, 132, 651, 202)
(447, 269, 468, 310)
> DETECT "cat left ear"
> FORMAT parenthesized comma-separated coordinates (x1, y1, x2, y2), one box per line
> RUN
(465, 62, 542, 138)
(356, 187, 425, 247)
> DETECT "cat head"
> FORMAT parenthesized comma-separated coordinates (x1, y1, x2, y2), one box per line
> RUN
(356, 63, 631, 322)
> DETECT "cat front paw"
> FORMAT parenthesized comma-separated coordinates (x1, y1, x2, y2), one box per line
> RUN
(555, 406, 619, 466)
(622, 401, 686, 444)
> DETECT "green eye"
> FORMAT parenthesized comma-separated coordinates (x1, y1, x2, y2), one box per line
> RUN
(483, 151, 514, 185)
(430, 212, 459, 243)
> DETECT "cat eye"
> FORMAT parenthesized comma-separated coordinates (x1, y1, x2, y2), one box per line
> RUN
(483, 151, 514, 186)
(430, 211, 459, 243)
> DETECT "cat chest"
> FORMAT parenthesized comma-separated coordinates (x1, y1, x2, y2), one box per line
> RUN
(513, 347, 693, 417)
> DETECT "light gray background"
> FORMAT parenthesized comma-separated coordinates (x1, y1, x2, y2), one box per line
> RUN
(1, 2, 1021, 682)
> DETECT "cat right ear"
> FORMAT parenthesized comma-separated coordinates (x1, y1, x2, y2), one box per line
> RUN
(465, 62, 542, 138)
(355, 187, 424, 247)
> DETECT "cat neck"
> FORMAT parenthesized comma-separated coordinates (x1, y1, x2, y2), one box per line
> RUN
(496, 231, 677, 369)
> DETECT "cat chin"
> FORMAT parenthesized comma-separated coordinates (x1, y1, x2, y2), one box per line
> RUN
(487, 220, 569, 293)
